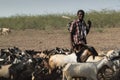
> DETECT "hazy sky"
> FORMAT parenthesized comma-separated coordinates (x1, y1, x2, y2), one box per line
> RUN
(0, 0, 120, 17)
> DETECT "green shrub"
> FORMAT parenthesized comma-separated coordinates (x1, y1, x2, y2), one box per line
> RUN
(0, 10, 120, 30)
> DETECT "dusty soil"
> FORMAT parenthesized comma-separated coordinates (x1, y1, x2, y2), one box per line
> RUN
(0, 28, 120, 54)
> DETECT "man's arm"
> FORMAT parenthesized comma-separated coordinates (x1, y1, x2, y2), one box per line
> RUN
(86, 20, 92, 34)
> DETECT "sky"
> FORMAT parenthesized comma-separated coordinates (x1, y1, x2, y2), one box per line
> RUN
(0, 0, 120, 17)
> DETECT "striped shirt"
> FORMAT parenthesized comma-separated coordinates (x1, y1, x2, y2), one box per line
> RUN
(69, 19, 90, 46)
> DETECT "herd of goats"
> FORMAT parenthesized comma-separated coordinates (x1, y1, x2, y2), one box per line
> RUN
(0, 28, 120, 80)
(0, 46, 120, 80)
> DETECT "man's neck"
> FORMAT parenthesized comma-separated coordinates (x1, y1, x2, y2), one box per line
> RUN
(78, 19, 83, 22)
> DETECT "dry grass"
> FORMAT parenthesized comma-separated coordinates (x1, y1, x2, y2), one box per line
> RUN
(0, 28, 120, 54)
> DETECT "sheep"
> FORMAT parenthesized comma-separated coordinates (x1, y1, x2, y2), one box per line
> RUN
(0, 28, 11, 35)
(62, 56, 118, 80)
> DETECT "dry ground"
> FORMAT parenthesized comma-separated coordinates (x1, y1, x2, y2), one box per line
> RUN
(0, 28, 120, 54)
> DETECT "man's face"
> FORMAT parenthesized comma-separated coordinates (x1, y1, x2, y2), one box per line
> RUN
(77, 12, 84, 20)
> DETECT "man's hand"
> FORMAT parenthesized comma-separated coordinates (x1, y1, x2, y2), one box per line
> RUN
(87, 20, 91, 27)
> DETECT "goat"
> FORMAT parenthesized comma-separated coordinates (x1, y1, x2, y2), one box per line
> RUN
(48, 52, 77, 73)
(86, 50, 118, 62)
(86, 50, 120, 79)
(86, 55, 104, 62)
(62, 56, 118, 80)
(48, 47, 98, 73)
(0, 64, 12, 79)
(0, 28, 11, 35)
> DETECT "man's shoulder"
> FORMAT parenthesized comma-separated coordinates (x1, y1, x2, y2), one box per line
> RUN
(68, 20, 76, 25)
(70, 19, 78, 24)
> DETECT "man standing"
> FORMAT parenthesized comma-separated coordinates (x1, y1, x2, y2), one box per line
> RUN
(68, 9, 91, 51)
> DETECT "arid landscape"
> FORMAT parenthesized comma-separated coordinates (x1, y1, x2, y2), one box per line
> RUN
(0, 28, 120, 55)
(0, 27, 120, 80)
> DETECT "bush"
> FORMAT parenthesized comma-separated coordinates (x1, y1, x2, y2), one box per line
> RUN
(0, 10, 120, 30)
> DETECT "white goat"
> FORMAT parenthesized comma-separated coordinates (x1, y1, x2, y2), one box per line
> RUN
(0, 64, 12, 78)
(62, 56, 116, 80)
(48, 47, 96, 73)
(0, 28, 11, 35)
(86, 50, 120, 73)
(86, 55, 104, 62)
(48, 53, 77, 73)
(86, 50, 115, 62)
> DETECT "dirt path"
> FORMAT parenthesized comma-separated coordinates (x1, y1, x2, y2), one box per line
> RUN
(0, 28, 120, 54)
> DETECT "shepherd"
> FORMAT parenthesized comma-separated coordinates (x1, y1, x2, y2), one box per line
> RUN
(68, 10, 91, 50)
(68, 9, 98, 58)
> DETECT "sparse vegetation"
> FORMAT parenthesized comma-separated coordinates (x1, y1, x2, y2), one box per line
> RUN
(0, 10, 120, 30)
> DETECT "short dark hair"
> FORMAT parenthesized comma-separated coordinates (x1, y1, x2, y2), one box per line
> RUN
(77, 9, 85, 17)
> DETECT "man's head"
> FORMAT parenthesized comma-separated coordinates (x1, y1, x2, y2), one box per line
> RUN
(77, 10, 85, 20)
